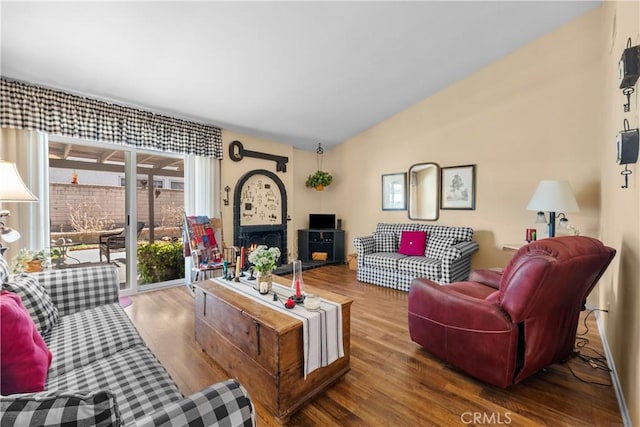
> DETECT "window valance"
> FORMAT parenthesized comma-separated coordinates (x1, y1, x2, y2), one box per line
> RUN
(0, 78, 223, 158)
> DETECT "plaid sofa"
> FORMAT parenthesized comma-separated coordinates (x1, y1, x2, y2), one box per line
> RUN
(1, 264, 255, 427)
(353, 223, 479, 291)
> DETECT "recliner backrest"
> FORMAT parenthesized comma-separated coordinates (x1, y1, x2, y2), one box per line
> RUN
(498, 236, 616, 323)
(497, 236, 615, 383)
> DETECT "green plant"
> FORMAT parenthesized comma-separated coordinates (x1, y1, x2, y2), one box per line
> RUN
(305, 170, 333, 189)
(247, 245, 281, 273)
(137, 241, 185, 283)
(11, 248, 51, 273)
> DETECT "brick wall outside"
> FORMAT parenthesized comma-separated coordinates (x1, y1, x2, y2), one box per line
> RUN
(50, 183, 184, 233)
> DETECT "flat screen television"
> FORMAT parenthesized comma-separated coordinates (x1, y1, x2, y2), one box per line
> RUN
(309, 214, 335, 229)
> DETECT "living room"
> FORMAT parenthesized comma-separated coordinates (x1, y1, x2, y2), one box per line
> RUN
(1, 1, 639, 426)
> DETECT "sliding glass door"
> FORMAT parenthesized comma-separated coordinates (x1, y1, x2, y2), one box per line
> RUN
(48, 137, 185, 294)
(49, 138, 135, 293)
(135, 150, 185, 291)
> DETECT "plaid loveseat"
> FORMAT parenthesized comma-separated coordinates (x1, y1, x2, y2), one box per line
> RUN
(353, 223, 479, 291)
(1, 263, 255, 427)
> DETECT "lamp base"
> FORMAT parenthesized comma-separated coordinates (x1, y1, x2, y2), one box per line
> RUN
(548, 211, 556, 238)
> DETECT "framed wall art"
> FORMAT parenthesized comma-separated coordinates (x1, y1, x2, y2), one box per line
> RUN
(440, 164, 476, 210)
(382, 173, 407, 211)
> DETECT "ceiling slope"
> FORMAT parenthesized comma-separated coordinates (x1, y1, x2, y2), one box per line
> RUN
(1, 1, 600, 150)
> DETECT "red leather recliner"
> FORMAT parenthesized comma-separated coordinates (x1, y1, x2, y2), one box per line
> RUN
(408, 236, 616, 388)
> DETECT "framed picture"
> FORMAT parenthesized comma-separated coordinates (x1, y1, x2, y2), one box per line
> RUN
(382, 173, 407, 211)
(440, 165, 476, 210)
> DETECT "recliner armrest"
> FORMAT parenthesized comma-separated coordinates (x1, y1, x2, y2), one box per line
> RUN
(408, 278, 512, 331)
(135, 380, 255, 427)
(468, 268, 503, 290)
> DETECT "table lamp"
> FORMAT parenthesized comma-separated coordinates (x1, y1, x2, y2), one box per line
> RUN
(0, 160, 39, 256)
(526, 180, 579, 238)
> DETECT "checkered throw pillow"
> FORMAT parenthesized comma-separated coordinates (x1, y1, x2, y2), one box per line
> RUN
(0, 255, 9, 284)
(425, 236, 456, 260)
(3, 273, 59, 334)
(0, 390, 122, 427)
(373, 232, 397, 252)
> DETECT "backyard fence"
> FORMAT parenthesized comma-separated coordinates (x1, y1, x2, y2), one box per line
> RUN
(49, 183, 184, 232)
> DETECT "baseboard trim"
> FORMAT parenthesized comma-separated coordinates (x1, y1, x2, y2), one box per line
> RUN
(587, 304, 632, 426)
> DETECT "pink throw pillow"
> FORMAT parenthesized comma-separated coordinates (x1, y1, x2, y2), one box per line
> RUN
(398, 231, 427, 256)
(1, 290, 52, 395)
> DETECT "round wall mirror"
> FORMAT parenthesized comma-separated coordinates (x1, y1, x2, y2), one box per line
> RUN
(408, 162, 440, 221)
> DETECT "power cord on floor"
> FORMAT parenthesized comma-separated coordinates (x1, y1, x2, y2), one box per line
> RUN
(566, 308, 612, 387)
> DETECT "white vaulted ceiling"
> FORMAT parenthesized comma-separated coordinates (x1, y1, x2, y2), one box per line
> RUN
(1, 1, 600, 151)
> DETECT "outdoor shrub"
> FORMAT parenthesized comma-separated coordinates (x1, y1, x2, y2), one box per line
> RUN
(68, 198, 115, 232)
(137, 241, 185, 283)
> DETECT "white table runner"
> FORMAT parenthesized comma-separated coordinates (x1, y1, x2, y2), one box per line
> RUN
(211, 276, 344, 378)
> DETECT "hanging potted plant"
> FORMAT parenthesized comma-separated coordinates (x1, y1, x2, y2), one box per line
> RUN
(305, 143, 333, 191)
(305, 170, 333, 191)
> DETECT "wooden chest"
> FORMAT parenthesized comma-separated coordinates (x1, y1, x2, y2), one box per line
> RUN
(194, 278, 352, 421)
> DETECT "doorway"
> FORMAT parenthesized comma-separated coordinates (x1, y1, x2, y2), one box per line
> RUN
(48, 137, 185, 293)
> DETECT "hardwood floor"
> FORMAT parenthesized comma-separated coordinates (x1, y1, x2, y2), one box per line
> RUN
(125, 265, 622, 426)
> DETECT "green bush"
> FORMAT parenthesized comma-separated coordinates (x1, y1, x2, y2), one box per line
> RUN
(137, 241, 185, 284)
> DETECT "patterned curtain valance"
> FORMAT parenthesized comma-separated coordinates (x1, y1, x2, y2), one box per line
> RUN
(0, 78, 223, 158)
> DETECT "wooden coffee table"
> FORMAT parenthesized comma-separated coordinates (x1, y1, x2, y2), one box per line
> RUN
(193, 276, 352, 422)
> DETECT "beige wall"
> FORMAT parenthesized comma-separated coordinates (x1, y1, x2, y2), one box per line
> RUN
(599, 1, 640, 424)
(197, 5, 640, 421)
(328, 8, 604, 272)
(220, 130, 323, 262)
(322, 3, 640, 423)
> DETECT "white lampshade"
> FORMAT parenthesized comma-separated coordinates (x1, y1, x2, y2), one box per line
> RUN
(527, 180, 579, 213)
(0, 160, 38, 202)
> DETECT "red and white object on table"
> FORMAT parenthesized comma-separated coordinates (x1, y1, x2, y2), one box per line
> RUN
(291, 259, 305, 302)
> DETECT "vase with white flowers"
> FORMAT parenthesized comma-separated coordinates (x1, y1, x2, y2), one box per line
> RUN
(247, 245, 281, 294)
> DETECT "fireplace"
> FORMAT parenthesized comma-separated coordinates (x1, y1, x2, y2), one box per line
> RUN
(237, 226, 287, 267)
(233, 169, 288, 265)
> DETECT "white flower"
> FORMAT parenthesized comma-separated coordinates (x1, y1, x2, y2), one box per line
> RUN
(247, 245, 281, 273)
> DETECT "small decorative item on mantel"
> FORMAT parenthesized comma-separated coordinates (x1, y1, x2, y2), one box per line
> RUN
(247, 245, 281, 294)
